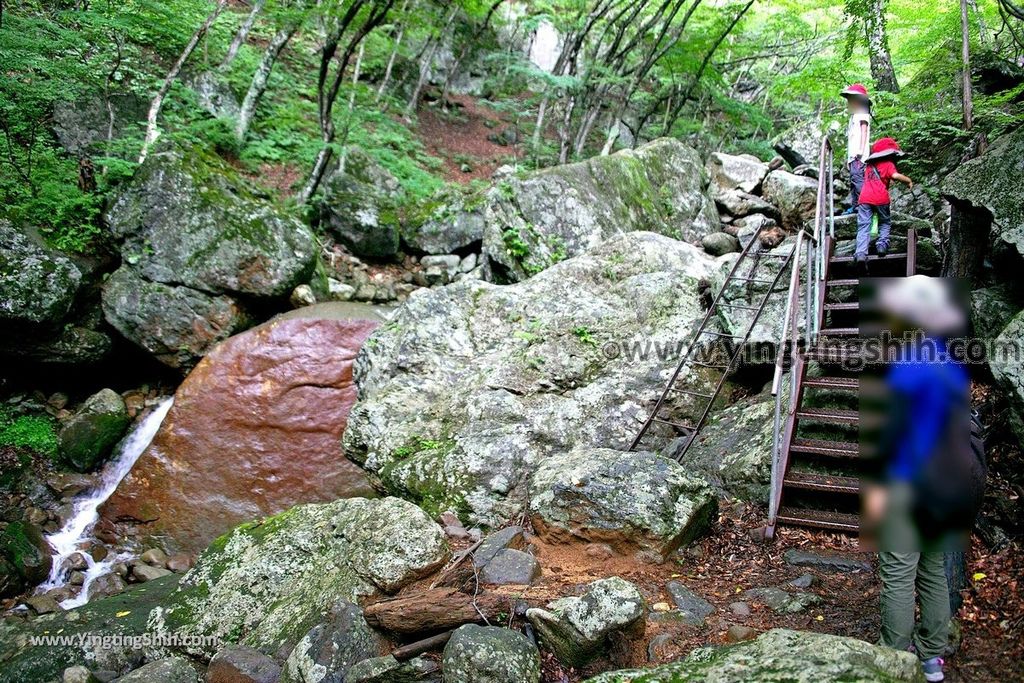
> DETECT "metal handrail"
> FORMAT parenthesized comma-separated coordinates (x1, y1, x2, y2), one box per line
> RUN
(767, 136, 834, 535)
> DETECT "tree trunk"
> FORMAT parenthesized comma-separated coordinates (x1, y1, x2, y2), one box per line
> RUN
(235, 24, 298, 142)
(220, 0, 266, 70)
(375, 0, 411, 104)
(336, 41, 366, 175)
(864, 0, 899, 93)
(405, 6, 458, 119)
(139, 0, 230, 163)
(961, 0, 974, 130)
(363, 588, 506, 634)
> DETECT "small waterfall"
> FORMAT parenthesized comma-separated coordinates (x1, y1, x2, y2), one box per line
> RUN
(37, 397, 174, 609)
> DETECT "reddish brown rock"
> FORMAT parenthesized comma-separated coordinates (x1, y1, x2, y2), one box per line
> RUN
(102, 304, 383, 552)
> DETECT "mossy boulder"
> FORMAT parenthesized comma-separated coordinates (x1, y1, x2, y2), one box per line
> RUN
(761, 170, 818, 231)
(114, 657, 200, 682)
(0, 574, 181, 682)
(344, 233, 722, 528)
(0, 220, 82, 327)
(148, 497, 448, 660)
(102, 266, 248, 370)
(526, 577, 646, 668)
(971, 285, 1023, 340)
(58, 389, 130, 471)
(106, 145, 316, 298)
(584, 628, 925, 682)
(441, 625, 541, 683)
(477, 138, 719, 281)
(989, 308, 1024, 443)
(320, 149, 404, 260)
(529, 448, 716, 556)
(943, 126, 1024, 259)
(0, 521, 53, 592)
(281, 601, 384, 683)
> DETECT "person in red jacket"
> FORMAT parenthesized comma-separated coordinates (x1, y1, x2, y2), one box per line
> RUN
(856, 137, 913, 272)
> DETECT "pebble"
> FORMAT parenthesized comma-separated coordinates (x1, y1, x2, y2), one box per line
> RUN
(726, 624, 758, 643)
(140, 548, 168, 566)
(585, 543, 615, 560)
(728, 601, 751, 616)
(789, 573, 814, 589)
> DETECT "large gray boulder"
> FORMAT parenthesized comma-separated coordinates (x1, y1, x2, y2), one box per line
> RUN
(529, 448, 716, 556)
(971, 285, 1022, 341)
(51, 94, 147, 156)
(102, 266, 248, 370)
(343, 232, 722, 527)
(478, 138, 718, 280)
(585, 628, 925, 682)
(706, 152, 769, 194)
(989, 308, 1024, 442)
(282, 601, 383, 683)
(321, 149, 404, 259)
(107, 146, 316, 297)
(404, 188, 486, 255)
(526, 577, 646, 668)
(113, 658, 198, 683)
(59, 388, 131, 471)
(441, 625, 540, 683)
(0, 220, 82, 326)
(149, 497, 448, 659)
(762, 170, 818, 231)
(943, 126, 1024, 258)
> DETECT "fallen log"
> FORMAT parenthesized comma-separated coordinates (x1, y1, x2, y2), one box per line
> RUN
(364, 587, 507, 634)
(392, 630, 454, 660)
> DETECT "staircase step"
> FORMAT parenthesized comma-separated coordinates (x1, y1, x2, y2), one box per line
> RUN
(804, 345, 865, 362)
(789, 437, 858, 458)
(795, 407, 859, 425)
(830, 253, 906, 264)
(783, 471, 860, 494)
(819, 327, 859, 337)
(777, 507, 860, 533)
(803, 376, 859, 391)
(826, 278, 860, 287)
(824, 302, 858, 311)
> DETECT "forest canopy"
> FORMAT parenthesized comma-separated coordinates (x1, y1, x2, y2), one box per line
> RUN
(1, 0, 1022, 253)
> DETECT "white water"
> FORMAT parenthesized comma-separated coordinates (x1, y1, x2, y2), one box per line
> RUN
(37, 397, 173, 609)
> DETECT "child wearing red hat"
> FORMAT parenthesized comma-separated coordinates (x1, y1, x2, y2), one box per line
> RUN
(856, 137, 914, 270)
(841, 84, 873, 214)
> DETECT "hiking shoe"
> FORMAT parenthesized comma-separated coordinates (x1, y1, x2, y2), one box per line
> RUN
(876, 245, 888, 257)
(854, 257, 869, 277)
(921, 657, 945, 682)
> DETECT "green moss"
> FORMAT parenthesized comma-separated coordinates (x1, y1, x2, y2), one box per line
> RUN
(0, 407, 58, 459)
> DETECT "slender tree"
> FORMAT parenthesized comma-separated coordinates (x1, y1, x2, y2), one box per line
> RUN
(961, 0, 974, 130)
(858, 0, 900, 92)
(220, 0, 267, 70)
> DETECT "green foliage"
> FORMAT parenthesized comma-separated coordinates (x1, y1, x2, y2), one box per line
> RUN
(0, 407, 59, 459)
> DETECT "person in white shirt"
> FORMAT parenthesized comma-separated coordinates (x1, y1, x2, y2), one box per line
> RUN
(841, 83, 873, 214)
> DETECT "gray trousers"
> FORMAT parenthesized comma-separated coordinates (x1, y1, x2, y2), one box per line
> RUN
(879, 551, 950, 659)
(848, 159, 865, 207)
(856, 203, 892, 260)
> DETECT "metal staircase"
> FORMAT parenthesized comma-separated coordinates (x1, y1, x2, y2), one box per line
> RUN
(628, 222, 795, 461)
(765, 137, 918, 537)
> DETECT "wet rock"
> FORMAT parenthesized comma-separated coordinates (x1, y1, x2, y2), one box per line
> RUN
(529, 448, 716, 556)
(665, 582, 714, 626)
(783, 548, 871, 573)
(526, 577, 646, 668)
(480, 138, 719, 280)
(442, 624, 540, 683)
(165, 554, 192, 573)
(344, 233, 720, 528)
(706, 153, 769, 194)
(971, 285, 1022, 341)
(101, 266, 248, 371)
(0, 521, 53, 592)
(113, 657, 198, 682)
(404, 188, 486, 255)
(102, 306, 381, 552)
(282, 601, 383, 683)
(585, 629, 923, 682)
(132, 563, 172, 583)
(344, 655, 439, 683)
(26, 594, 62, 615)
(59, 389, 130, 472)
(761, 170, 818, 231)
(990, 308, 1024, 442)
(86, 573, 127, 601)
(208, 645, 281, 683)
(151, 497, 448, 658)
(742, 587, 820, 614)
(479, 549, 541, 585)
(701, 232, 740, 256)
(321, 149, 403, 259)
(140, 548, 168, 566)
(0, 220, 82, 327)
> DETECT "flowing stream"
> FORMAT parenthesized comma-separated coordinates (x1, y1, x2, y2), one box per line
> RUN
(37, 397, 174, 609)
